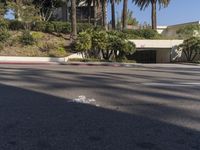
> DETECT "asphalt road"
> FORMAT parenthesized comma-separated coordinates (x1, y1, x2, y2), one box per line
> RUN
(0, 64, 200, 150)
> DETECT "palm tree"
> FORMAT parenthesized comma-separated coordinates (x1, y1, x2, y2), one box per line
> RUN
(122, 0, 128, 29)
(93, 0, 97, 26)
(110, 0, 116, 29)
(133, 0, 170, 29)
(71, 0, 77, 39)
(101, 0, 107, 29)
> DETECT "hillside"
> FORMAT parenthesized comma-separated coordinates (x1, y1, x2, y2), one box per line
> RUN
(0, 31, 71, 57)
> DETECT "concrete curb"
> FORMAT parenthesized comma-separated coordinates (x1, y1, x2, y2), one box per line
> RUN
(0, 60, 139, 67)
(63, 62, 140, 67)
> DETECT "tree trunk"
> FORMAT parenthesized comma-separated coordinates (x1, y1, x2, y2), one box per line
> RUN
(88, 0, 92, 23)
(111, 0, 115, 29)
(71, 0, 77, 39)
(66, 0, 69, 21)
(122, 0, 127, 30)
(102, 0, 107, 29)
(151, 0, 157, 30)
(93, 0, 97, 26)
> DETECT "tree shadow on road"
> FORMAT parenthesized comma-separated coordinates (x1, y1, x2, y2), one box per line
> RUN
(0, 83, 200, 150)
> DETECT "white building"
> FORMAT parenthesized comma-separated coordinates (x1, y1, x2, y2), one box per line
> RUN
(159, 21, 200, 38)
(130, 21, 200, 63)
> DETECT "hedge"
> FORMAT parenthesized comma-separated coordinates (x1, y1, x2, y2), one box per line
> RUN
(3, 20, 94, 34)
(122, 29, 160, 39)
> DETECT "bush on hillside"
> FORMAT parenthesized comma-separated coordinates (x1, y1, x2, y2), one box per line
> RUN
(32, 21, 47, 32)
(73, 31, 92, 56)
(6, 20, 96, 34)
(0, 28, 10, 43)
(48, 46, 68, 57)
(45, 22, 55, 33)
(0, 19, 9, 29)
(77, 23, 94, 33)
(52, 21, 71, 33)
(20, 30, 35, 45)
(9, 20, 24, 30)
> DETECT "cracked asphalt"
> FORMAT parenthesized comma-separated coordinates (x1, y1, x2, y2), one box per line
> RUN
(0, 64, 200, 150)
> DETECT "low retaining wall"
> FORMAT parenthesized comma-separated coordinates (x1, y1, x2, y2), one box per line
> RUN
(0, 53, 83, 64)
(0, 56, 67, 64)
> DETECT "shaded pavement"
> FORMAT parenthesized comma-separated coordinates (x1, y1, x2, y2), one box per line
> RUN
(0, 64, 200, 150)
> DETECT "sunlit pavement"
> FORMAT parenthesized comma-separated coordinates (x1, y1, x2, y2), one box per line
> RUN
(0, 64, 200, 150)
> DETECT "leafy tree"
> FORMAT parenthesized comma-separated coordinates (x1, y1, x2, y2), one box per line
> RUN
(133, 0, 170, 29)
(32, 0, 64, 21)
(6, 0, 40, 29)
(177, 25, 200, 39)
(0, 0, 6, 19)
(178, 37, 200, 62)
(127, 9, 138, 26)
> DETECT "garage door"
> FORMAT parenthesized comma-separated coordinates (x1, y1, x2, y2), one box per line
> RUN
(127, 50, 157, 63)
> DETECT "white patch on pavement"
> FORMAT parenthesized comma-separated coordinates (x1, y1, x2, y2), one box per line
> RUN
(143, 82, 200, 87)
(71, 95, 99, 106)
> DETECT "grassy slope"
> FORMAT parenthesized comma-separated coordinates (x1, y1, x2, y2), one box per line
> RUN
(0, 31, 72, 57)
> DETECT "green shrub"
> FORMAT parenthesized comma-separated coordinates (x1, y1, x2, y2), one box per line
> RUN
(45, 22, 55, 33)
(52, 21, 71, 33)
(73, 31, 92, 55)
(0, 28, 10, 43)
(177, 25, 200, 39)
(122, 29, 160, 39)
(48, 47, 68, 57)
(57, 46, 66, 52)
(73, 30, 136, 62)
(94, 25, 106, 31)
(77, 23, 94, 33)
(9, 20, 24, 30)
(178, 37, 200, 62)
(32, 21, 47, 32)
(0, 19, 9, 29)
(0, 43, 4, 50)
(107, 31, 136, 61)
(122, 29, 140, 39)
(140, 29, 160, 39)
(39, 42, 55, 52)
(61, 24, 71, 33)
(32, 32, 44, 39)
(20, 30, 35, 45)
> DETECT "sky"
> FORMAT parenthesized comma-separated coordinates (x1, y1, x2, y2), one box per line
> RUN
(5, 0, 200, 26)
(107, 0, 200, 26)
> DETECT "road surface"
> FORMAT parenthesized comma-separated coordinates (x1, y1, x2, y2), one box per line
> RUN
(0, 64, 200, 150)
